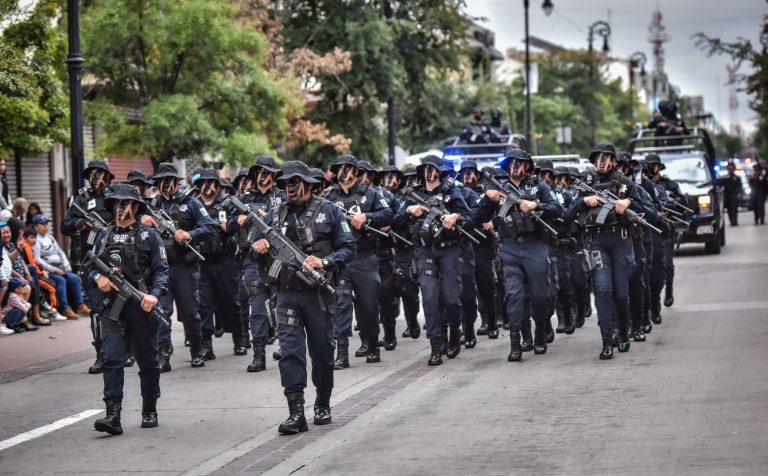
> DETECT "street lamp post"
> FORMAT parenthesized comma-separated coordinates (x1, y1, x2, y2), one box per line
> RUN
(587, 20, 611, 144)
(628, 51, 647, 123)
(66, 0, 85, 193)
(523, 0, 554, 151)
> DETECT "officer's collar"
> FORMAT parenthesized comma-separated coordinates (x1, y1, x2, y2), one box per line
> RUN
(115, 220, 138, 232)
(337, 182, 360, 196)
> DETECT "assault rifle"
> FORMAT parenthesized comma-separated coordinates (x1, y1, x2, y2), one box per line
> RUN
(70, 202, 109, 246)
(83, 251, 171, 327)
(571, 179, 663, 234)
(332, 203, 414, 247)
(401, 187, 481, 245)
(224, 196, 335, 294)
(145, 206, 206, 261)
(480, 170, 559, 236)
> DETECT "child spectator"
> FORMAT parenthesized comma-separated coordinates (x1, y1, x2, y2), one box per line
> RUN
(20, 228, 64, 321)
(2, 223, 50, 325)
(25, 203, 42, 227)
(2, 278, 37, 332)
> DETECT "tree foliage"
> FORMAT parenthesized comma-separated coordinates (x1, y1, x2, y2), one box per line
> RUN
(694, 16, 768, 157)
(82, 0, 302, 168)
(0, 0, 69, 158)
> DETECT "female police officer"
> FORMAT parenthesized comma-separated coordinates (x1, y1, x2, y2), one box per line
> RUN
(89, 184, 169, 435)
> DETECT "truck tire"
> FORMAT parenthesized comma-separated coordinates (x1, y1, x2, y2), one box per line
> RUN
(705, 230, 722, 255)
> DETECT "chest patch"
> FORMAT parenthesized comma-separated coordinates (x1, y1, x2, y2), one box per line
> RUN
(315, 213, 327, 224)
(87, 199, 96, 210)
(179, 204, 188, 212)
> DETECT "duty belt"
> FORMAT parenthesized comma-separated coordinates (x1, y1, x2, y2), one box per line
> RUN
(587, 224, 626, 235)
(433, 238, 460, 249)
(502, 233, 540, 245)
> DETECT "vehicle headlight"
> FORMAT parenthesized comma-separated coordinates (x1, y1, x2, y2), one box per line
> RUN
(698, 194, 712, 214)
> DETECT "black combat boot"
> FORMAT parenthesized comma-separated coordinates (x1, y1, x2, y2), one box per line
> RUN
(159, 344, 172, 373)
(617, 327, 631, 353)
(651, 300, 662, 324)
(508, 333, 522, 362)
(487, 315, 499, 340)
(233, 334, 248, 356)
(405, 313, 420, 339)
(664, 284, 674, 307)
(334, 337, 350, 370)
(533, 324, 547, 355)
(463, 317, 477, 349)
(575, 302, 586, 328)
(94, 399, 123, 435)
(313, 391, 332, 425)
(354, 337, 369, 357)
(610, 328, 620, 348)
(633, 326, 646, 342)
(278, 395, 308, 435)
(267, 324, 277, 345)
(247, 343, 266, 372)
(124, 351, 135, 368)
(599, 330, 614, 360)
(189, 336, 206, 368)
(477, 312, 489, 336)
(584, 306, 592, 318)
(273, 349, 283, 360)
(201, 335, 216, 361)
(428, 337, 443, 366)
(366, 337, 381, 363)
(383, 323, 397, 351)
(88, 342, 104, 374)
(563, 305, 575, 335)
(141, 397, 158, 428)
(545, 317, 555, 344)
(520, 327, 534, 352)
(446, 324, 462, 359)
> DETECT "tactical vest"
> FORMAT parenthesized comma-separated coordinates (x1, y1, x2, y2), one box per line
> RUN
(553, 189, 579, 238)
(199, 198, 234, 258)
(579, 174, 624, 229)
(327, 183, 375, 244)
(238, 189, 278, 255)
(70, 189, 113, 263)
(151, 195, 196, 263)
(497, 178, 540, 241)
(97, 225, 150, 290)
(269, 197, 333, 289)
(409, 187, 461, 246)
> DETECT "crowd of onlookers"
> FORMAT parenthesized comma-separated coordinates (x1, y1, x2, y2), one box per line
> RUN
(0, 159, 89, 336)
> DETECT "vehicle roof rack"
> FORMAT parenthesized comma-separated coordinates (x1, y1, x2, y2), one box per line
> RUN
(627, 126, 715, 164)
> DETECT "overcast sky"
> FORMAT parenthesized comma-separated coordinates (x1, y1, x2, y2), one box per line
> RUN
(464, 0, 766, 134)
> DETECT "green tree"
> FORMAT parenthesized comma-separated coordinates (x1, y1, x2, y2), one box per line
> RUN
(275, 0, 470, 164)
(694, 16, 768, 157)
(82, 0, 302, 169)
(0, 0, 69, 159)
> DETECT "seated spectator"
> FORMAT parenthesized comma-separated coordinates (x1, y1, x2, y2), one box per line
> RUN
(25, 203, 42, 227)
(32, 214, 89, 319)
(2, 278, 37, 333)
(1, 223, 50, 325)
(20, 228, 64, 321)
(12, 197, 28, 221)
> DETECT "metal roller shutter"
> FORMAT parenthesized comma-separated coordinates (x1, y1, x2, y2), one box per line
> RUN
(7, 152, 53, 217)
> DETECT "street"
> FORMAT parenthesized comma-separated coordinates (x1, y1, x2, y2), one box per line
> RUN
(1, 212, 766, 476)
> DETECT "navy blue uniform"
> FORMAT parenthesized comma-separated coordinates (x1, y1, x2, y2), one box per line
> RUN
(474, 178, 564, 344)
(325, 183, 393, 351)
(392, 189, 422, 338)
(255, 197, 355, 398)
(566, 171, 643, 338)
(628, 180, 659, 337)
(376, 188, 402, 347)
(88, 224, 168, 401)
(227, 188, 283, 348)
(718, 174, 743, 226)
(150, 193, 217, 352)
(393, 184, 471, 341)
(458, 185, 480, 342)
(749, 172, 767, 224)
(198, 195, 244, 353)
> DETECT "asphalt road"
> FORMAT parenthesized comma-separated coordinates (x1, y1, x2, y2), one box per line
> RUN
(1, 211, 766, 475)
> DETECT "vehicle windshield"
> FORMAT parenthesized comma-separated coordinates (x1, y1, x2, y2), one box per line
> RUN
(660, 154, 712, 184)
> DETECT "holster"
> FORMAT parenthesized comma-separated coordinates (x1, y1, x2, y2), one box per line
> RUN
(276, 305, 304, 329)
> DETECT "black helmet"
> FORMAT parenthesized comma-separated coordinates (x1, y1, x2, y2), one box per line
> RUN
(83, 159, 115, 181)
(356, 160, 376, 173)
(498, 148, 533, 172)
(276, 161, 319, 185)
(535, 159, 556, 174)
(490, 108, 502, 121)
(644, 153, 666, 171)
(459, 160, 479, 173)
(554, 166, 570, 177)
(588, 143, 617, 164)
(330, 154, 358, 175)
(105, 183, 147, 213)
(192, 168, 221, 187)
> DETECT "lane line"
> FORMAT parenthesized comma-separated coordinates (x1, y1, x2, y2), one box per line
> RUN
(0, 409, 103, 452)
(672, 300, 768, 313)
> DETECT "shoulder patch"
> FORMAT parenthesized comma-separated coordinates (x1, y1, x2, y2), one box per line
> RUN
(140, 230, 149, 241)
(315, 212, 327, 224)
(179, 204, 189, 212)
(199, 206, 209, 217)
(380, 198, 389, 208)
(341, 222, 351, 233)
(159, 247, 167, 260)
(360, 195, 368, 205)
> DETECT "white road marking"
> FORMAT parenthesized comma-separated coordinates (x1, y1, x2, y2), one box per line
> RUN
(0, 409, 103, 452)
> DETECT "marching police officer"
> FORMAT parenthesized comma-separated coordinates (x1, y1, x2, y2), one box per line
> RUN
(145, 163, 218, 371)
(452, 164, 481, 348)
(125, 170, 155, 198)
(251, 161, 355, 434)
(89, 183, 168, 435)
(458, 161, 499, 341)
(536, 159, 565, 341)
(61, 159, 113, 373)
(393, 155, 471, 366)
(194, 169, 247, 360)
(549, 165, 579, 336)
(567, 144, 642, 359)
(474, 149, 563, 362)
(227, 155, 283, 372)
(749, 162, 767, 225)
(325, 154, 393, 368)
